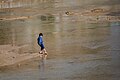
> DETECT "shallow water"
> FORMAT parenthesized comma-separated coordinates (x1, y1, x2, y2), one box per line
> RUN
(0, 0, 120, 80)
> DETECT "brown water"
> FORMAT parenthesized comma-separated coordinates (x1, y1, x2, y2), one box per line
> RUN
(0, 0, 120, 80)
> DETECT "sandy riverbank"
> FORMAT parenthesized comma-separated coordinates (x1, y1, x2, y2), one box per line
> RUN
(0, 5, 120, 22)
(0, 45, 40, 67)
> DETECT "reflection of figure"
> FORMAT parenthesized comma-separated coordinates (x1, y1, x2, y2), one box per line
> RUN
(39, 53, 48, 75)
(39, 55, 46, 72)
(37, 33, 48, 55)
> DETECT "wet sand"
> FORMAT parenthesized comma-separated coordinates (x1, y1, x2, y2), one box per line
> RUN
(0, 0, 120, 80)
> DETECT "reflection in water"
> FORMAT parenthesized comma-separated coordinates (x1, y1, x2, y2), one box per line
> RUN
(39, 55, 47, 72)
(38, 54, 47, 80)
(40, 15, 55, 22)
(12, 28, 15, 46)
(110, 22, 120, 50)
(0, 21, 12, 45)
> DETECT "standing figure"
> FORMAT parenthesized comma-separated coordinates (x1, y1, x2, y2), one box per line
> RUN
(37, 33, 47, 55)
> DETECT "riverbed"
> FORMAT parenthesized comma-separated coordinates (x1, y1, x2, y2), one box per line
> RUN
(0, 0, 120, 80)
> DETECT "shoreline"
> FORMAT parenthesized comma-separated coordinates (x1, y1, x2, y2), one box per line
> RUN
(0, 6, 120, 23)
(0, 45, 40, 67)
(0, 14, 120, 24)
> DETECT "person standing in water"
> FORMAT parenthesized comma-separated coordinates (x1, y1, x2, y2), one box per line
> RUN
(37, 33, 47, 55)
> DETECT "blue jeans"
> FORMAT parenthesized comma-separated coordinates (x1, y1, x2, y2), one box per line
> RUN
(40, 44, 45, 50)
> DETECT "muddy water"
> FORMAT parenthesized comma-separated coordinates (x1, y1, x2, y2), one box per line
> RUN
(0, 0, 120, 80)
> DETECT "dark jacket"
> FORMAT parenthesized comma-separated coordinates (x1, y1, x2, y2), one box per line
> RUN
(37, 36, 43, 45)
